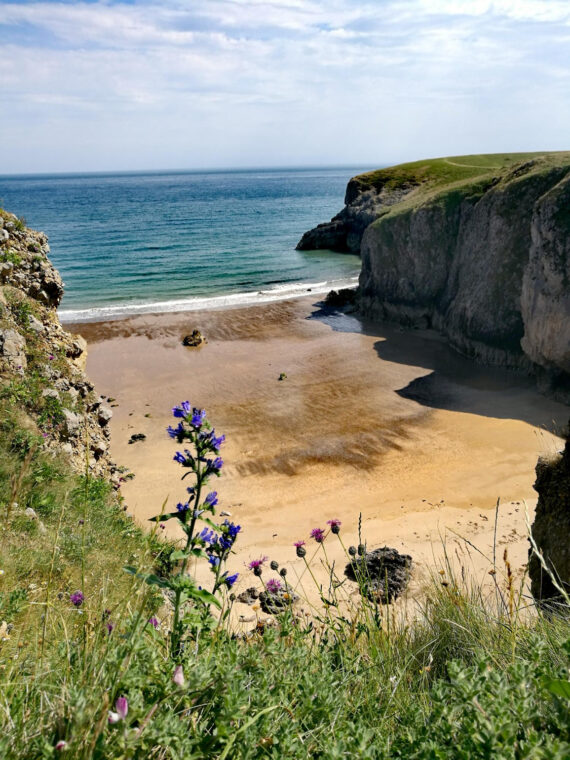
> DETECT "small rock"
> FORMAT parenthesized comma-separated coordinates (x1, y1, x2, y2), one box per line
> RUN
(0, 328, 27, 371)
(61, 409, 82, 439)
(25, 507, 38, 520)
(28, 315, 44, 334)
(91, 438, 108, 456)
(128, 433, 146, 444)
(97, 404, 113, 426)
(60, 443, 74, 457)
(41, 388, 60, 401)
(182, 329, 206, 347)
(0, 229, 9, 244)
(237, 587, 260, 605)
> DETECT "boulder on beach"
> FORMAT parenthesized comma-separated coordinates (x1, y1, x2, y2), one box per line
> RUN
(344, 546, 412, 603)
(182, 329, 206, 347)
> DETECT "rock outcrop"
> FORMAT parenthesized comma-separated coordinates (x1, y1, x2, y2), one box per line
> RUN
(298, 153, 570, 396)
(0, 209, 117, 480)
(529, 428, 570, 604)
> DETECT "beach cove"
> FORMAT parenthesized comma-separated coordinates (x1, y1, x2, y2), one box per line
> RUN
(69, 295, 567, 604)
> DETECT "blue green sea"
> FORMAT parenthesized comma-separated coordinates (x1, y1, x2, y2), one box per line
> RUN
(0, 167, 366, 322)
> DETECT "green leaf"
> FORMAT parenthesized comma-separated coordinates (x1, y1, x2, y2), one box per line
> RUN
(144, 574, 170, 589)
(148, 512, 180, 523)
(198, 516, 220, 531)
(541, 676, 570, 700)
(188, 587, 222, 609)
(170, 549, 204, 562)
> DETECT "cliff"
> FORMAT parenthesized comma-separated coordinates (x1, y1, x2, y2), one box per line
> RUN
(0, 210, 121, 482)
(298, 153, 570, 397)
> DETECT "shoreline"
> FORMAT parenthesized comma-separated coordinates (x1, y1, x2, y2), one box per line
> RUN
(70, 296, 567, 608)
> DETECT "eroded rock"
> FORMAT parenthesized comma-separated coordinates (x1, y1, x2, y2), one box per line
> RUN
(344, 546, 412, 603)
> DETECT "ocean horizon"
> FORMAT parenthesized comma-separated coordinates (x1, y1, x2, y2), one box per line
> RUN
(0, 166, 367, 322)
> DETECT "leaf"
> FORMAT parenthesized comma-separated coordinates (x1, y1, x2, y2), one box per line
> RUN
(170, 549, 204, 562)
(144, 574, 170, 589)
(148, 512, 180, 523)
(542, 677, 570, 700)
(198, 516, 220, 531)
(188, 587, 222, 609)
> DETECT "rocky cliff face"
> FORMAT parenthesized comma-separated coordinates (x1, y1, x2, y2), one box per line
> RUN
(529, 429, 570, 604)
(0, 210, 120, 483)
(299, 154, 570, 396)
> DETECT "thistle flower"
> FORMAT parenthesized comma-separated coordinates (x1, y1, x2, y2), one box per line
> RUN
(172, 401, 192, 418)
(327, 519, 341, 534)
(266, 578, 282, 594)
(69, 590, 84, 607)
(270, 560, 279, 571)
(173, 665, 185, 688)
(148, 617, 159, 629)
(310, 528, 325, 543)
(248, 556, 268, 576)
(294, 540, 306, 558)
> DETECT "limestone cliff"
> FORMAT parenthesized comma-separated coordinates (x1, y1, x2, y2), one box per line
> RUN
(299, 153, 570, 396)
(0, 210, 120, 482)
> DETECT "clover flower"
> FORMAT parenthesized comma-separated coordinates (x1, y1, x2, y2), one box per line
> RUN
(266, 578, 282, 594)
(172, 401, 192, 418)
(69, 591, 84, 607)
(109, 697, 129, 724)
(327, 519, 342, 534)
(173, 665, 185, 688)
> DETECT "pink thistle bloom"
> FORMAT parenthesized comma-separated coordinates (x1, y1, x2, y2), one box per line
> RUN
(327, 519, 342, 534)
(173, 665, 185, 687)
(115, 697, 128, 720)
(266, 578, 282, 594)
(247, 556, 268, 571)
(293, 540, 305, 548)
(310, 528, 326, 543)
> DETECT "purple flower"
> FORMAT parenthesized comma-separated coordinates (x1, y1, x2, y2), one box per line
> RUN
(106, 622, 114, 634)
(293, 540, 305, 548)
(210, 431, 226, 451)
(224, 572, 239, 588)
(148, 617, 159, 629)
(172, 401, 192, 418)
(176, 501, 190, 512)
(266, 578, 282, 594)
(115, 697, 128, 720)
(173, 451, 187, 465)
(247, 556, 268, 576)
(205, 456, 223, 475)
(167, 422, 184, 439)
(191, 408, 206, 427)
(48, 354, 54, 361)
(310, 528, 326, 543)
(69, 590, 84, 607)
(204, 491, 218, 509)
(208, 555, 220, 567)
(327, 519, 342, 534)
(197, 527, 217, 545)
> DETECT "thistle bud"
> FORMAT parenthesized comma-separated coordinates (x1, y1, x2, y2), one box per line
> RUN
(348, 546, 357, 556)
(279, 567, 287, 577)
(357, 544, 366, 556)
(296, 546, 306, 558)
(253, 566, 263, 577)
(270, 560, 279, 571)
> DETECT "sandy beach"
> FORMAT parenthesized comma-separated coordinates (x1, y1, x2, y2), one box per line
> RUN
(69, 296, 567, 614)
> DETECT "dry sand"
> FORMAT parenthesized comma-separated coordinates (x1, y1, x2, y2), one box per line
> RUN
(69, 296, 567, 618)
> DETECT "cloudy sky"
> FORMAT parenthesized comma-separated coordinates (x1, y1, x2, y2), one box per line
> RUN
(1, 0, 570, 173)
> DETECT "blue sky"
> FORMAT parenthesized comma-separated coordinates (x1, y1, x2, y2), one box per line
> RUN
(1, 0, 570, 173)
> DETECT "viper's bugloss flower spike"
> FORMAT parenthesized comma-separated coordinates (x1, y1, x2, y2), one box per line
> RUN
(115, 697, 128, 720)
(266, 578, 282, 594)
(327, 519, 342, 534)
(224, 572, 239, 588)
(167, 422, 184, 439)
(173, 665, 185, 688)
(204, 491, 218, 509)
(310, 528, 326, 543)
(191, 408, 207, 427)
(176, 501, 190, 512)
(69, 591, 84, 607)
(172, 401, 192, 418)
(208, 555, 220, 567)
(173, 451, 186, 465)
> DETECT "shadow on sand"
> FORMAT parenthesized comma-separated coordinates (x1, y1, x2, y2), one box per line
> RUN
(308, 303, 568, 432)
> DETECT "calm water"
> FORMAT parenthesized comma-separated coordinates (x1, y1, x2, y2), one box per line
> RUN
(0, 167, 365, 321)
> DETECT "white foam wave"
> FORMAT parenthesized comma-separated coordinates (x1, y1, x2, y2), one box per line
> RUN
(58, 276, 359, 323)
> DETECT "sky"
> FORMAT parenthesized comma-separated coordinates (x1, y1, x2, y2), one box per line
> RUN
(1, 0, 570, 174)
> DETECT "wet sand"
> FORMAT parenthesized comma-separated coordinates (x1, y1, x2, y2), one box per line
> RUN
(69, 297, 567, 614)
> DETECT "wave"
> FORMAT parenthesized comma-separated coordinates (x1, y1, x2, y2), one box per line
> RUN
(58, 276, 359, 323)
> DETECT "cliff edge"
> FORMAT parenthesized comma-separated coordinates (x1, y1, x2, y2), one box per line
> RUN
(298, 153, 570, 398)
(0, 209, 120, 482)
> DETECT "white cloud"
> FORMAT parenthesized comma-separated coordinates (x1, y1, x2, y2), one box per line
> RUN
(0, 0, 569, 172)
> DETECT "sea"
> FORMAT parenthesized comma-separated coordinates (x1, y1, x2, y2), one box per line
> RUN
(0, 167, 366, 322)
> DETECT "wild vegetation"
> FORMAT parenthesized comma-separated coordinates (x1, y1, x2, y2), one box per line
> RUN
(1, 393, 569, 758)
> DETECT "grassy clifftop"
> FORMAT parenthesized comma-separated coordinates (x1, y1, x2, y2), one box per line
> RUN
(351, 151, 570, 199)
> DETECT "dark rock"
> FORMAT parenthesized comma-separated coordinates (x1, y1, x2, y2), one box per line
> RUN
(259, 588, 299, 615)
(529, 426, 570, 605)
(324, 288, 357, 308)
(128, 433, 146, 444)
(182, 330, 206, 347)
(344, 546, 412, 603)
(237, 587, 260, 605)
(97, 404, 113, 425)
